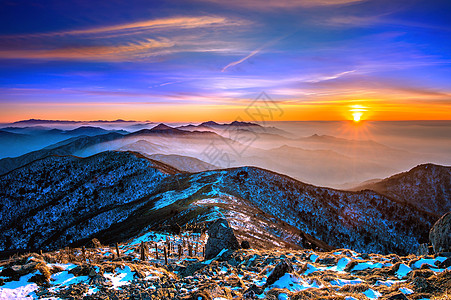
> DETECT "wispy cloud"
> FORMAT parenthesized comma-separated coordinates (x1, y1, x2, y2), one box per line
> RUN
(221, 33, 292, 72)
(4, 16, 245, 39)
(221, 48, 262, 72)
(305, 70, 356, 83)
(0, 38, 174, 61)
(0, 15, 249, 61)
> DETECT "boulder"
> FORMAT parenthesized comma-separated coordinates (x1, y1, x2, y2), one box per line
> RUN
(241, 240, 250, 249)
(438, 257, 451, 269)
(204, 218, 240, 260)
(264, 259, 294, 287)
(429, 212, 451, 253)
(243, 284, 263, 298)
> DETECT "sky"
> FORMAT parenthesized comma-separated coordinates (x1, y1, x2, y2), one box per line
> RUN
(0, 0, 450, 122)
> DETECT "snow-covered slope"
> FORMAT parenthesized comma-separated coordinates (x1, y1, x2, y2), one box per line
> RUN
(351, 163, 451, 217)
(0, 151, 440, 256)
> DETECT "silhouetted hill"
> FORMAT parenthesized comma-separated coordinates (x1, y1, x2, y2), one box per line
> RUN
(351, 163, 451, 217)
(0, 133, 124, 175)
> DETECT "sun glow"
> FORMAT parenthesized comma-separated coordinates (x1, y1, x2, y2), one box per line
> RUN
(352, 112, 362, 122)
(349, 104, 367, 122)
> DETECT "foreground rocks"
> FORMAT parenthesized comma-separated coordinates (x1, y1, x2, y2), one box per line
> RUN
(430, 211, 451, 254)
(204, 218, 240, 260)
(1, 226, 451, 300)
(2, 244, 451, 300)
(264, 259, 294, 287)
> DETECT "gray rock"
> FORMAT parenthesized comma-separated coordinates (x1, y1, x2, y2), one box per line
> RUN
(265, 259, 294, 287)
(204, 218, 240, 260)
(438, 257, 451, 269)
(178, 262, 207, 277)
(429, 212, 451, 253)
(243, 284, 263, 299)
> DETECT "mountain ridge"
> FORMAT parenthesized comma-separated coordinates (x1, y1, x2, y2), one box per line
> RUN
(0, 150, 442, 256)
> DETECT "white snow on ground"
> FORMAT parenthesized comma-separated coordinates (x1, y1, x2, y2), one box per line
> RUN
(351, 261, 391, 271)
(129, 231, 169, 245)
(269, 273, 321, 292)
(330, 278, 363, 287)
(51, 271, 89, 286)
(1, 231, 449, 300)
(104, 266, 134, 289)
(309, 254, 318, 262)
(399, 287, 414, 295)
(301, 263, 318, 275)
(396, 264, 412, 278)
(363, 288, 382, 299)
(412, 257, 447, 269)
(278, 293, 288, 300)
(47, 263, 76, 271)
(330, 257, 352, 271)
(0, 273, 38, 299)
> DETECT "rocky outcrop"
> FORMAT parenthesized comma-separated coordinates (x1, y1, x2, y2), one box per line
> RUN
(264, 259, 294, 287)
(204, 218, 240, 260)
(429, 212, 451, 253)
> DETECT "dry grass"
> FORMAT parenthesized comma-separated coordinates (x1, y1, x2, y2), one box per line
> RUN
(432, 290, 451, 299)
(339, 283, 372, 293)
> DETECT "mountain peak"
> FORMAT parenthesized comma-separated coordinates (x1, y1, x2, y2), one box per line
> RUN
(150, 123, 174, 131)
(200, 121, 220, 127)
(229, 121, 260, 127)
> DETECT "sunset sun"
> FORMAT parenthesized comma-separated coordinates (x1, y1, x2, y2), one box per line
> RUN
(353, 112, 363, 122)
(350, 105, 367, 122)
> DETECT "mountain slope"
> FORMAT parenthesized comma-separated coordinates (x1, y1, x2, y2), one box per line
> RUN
(0, 133, 124, 175)
(0, 151, 440, 256)
(0, 126, 127, 159)
(148, 154, 219, 172)
(351, 163, 451, 217)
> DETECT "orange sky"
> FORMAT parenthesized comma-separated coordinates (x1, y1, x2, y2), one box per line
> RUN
(1, 99, 450, 123)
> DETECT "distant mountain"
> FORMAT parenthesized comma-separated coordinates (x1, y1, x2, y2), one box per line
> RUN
(0, 151, 439, 255)
(0, 126, 59, 135)
(118, 140, 170, 154)
(148, 154, 219, 173)
(200, 121, 221, 127)
(11, 119, 138, 125)
(0, 130, 30, 140)
(350, 163, 451, 217)
(64, 126, 108, 136)
(178, 121, 292, 137)
(0, 133, 124, 175)
(0, 126, 128, 159)
(129, 123, 188, 136)
(12, 119, 80, 125)
(128, 123, 218, 138)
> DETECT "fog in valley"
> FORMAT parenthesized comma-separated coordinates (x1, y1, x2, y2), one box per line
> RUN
(1, 120, 449, 189)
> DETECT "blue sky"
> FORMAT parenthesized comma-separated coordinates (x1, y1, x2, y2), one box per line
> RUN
(0, 0, 450, 121)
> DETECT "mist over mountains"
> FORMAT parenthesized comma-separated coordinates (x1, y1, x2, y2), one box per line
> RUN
(1, 119, 449, 188)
